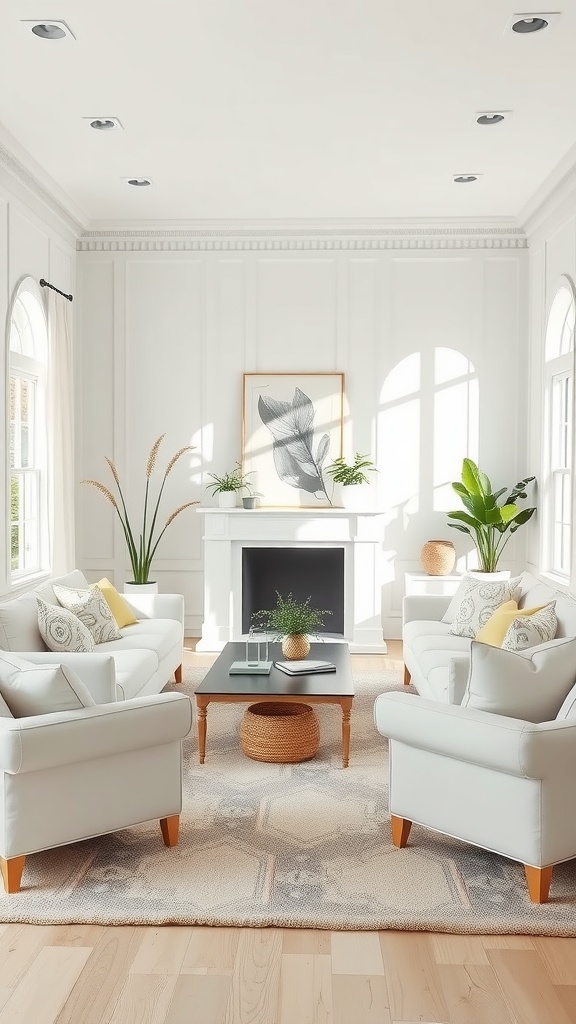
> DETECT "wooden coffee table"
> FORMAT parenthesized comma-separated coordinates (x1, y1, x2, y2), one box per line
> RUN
(195, 642, 355, 767)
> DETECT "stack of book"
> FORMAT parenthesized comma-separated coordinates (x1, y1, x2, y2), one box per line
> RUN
(274, 660, 336, 676)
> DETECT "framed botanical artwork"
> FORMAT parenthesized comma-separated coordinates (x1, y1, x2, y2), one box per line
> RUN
(242, 372, 344, 508)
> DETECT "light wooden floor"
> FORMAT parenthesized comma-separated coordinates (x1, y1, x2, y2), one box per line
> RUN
(4, 642, 576, 1024)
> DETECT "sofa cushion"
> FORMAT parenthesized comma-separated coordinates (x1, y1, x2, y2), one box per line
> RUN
(448, 578, 523, 638)
(53, 584, 122, 644)
(461, 637, 576, 722)
(97, 619, 182, 662)
(107, 649, 160, 700)
(0, 652, 95, 717)
(37, 597, 96, 653)
(501, 602, 557, 652)
(403, 619, 455, 646)
(94, 578, 138, 628)
(0, 570, 91, 653)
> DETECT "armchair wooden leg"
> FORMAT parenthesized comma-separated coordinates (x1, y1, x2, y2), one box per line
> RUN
(160, 815, 180, 847)
(0, 856, 26, 893)
(524, 864, 553, 903)
(174, 664, 183, 685)
(391, 815, 412, 848)
(403, 665, 411, 686)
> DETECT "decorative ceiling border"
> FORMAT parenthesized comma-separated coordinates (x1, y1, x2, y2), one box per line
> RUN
(0, 143, 83, 238)
(78, 224, 527, 252)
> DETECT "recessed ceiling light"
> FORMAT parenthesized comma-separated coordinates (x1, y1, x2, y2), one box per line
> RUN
(453, 174, 480, 184)
(476, 113, 506, 125)
(504, 12, 560, 35)
(22, 19, 76, 40)
(125, 177, 152, 187)
(85, 117, 123, 131)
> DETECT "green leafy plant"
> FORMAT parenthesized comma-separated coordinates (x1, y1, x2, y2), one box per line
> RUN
(83, 434, 198, 584)
(326, 453, 377, 486)
(207, 463, 257, 495)
(447, 458, 536, 573)
(252, 592, 331, 638)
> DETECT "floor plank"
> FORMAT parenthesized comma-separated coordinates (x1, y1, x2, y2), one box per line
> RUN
(224, 928, 282, 1024)
(0, 946, 92, 1024)
(107, 975, 178, 1024)
(129, 927, 194, 976)
(332, 976, 391, 1024)
(56, 926, 144, 1024)
(488, 948, 573, 1024)
(282, 929, 331, 955)
(533, 937, 576, 984)
(182, 927, 240, 973)
(331, 932, 384, 976)
(278, 953, 332, 1024)
(379, 932, 449, 1023)
(165, 974, 232, 1024)
(437, 963, 514, 1024)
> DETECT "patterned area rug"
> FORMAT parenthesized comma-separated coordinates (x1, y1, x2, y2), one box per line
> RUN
(3, 664, 576, 932)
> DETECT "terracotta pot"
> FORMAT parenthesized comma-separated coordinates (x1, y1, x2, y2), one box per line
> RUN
(281, 634, 311, 660)
(420, 540, 456, 576)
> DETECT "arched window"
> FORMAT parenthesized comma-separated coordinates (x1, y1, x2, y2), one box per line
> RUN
(543, 278, 576, 578)
(8, 279, 48, 579)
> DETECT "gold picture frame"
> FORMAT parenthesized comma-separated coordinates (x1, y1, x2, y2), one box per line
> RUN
(242, 372, 344, 508)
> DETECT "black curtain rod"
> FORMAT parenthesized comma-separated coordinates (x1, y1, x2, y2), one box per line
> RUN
(39, 278, 73, 302)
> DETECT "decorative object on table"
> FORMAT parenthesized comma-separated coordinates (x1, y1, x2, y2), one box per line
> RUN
(229, 628, 273, 675)
(274, 659, 336, 676)
(240, 702, 320, 763)
(242, 372, 344, 508)
(242, 495, 258, 509)
(326, 452, 377, 511)
(82, 434, 198, 585)
(206, 462, 257, 509)
(420, 539, 457, 576)
(252, 592, 331, 660)
(447, 458, 536, 573)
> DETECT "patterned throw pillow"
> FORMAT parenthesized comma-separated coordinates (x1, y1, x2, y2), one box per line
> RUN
(501, 601, 557, 652)
(448, 578, 522, 638)
(37, 596, 95, 653)
(53, 584, 122, 644)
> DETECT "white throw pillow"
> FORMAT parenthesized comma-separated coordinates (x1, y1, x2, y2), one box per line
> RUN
(53, 584, 122, 644)
(0, 652, 95, 717)
(442, 574, 522, 625)
(37, 596, 95, 653)
(462, 637, 576, 722)
(501, 601, 557, 652)
(448, 577, 523, 638)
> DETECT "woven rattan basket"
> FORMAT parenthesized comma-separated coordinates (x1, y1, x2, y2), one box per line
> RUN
(240, 702, 320, 763)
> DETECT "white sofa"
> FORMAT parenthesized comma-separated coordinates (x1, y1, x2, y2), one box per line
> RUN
(0, 570, 185, 700)
(402, 572, 576, 703)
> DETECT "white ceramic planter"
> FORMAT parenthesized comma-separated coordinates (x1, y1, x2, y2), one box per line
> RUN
(124, 581, 159, 594)
(218, 492, 238, 509)
(467, 569, 511, 582)
(341, 483, 368, 511)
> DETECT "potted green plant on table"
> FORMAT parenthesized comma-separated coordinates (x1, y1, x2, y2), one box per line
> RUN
(83, 435, 198, 590)
(447, 458, 536, 575)
(207, 463, 259, 509)
(252, 592, 332, 660)
(326, 453, 377, 510)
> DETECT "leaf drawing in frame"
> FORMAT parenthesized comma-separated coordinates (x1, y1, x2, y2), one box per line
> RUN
(257, 387, 333, 504)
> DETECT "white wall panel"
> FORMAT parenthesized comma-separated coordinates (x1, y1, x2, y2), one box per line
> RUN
(8, 207, 49, 293)
(255, 258, 337, 370)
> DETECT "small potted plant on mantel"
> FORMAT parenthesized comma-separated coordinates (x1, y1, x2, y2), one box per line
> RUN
(206, 463, 259, 509)
(252, 592, 331, 660)
(326, 453, 377, 511)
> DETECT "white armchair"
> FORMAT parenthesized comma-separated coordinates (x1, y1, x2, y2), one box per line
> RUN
(374, 691, 576, 903)
(0, 654, 193, 893)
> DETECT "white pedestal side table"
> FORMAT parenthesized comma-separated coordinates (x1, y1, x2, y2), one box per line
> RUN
(404, 571, 462, 597)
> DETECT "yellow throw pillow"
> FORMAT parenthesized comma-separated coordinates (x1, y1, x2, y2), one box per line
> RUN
(475, 600, 548, 647)
(92, 578, 138, 628)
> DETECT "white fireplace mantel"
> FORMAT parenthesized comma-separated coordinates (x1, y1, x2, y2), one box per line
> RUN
(196, 507, 387, 654)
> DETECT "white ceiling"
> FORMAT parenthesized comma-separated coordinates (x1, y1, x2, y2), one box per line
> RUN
(2, 0, 576, 227)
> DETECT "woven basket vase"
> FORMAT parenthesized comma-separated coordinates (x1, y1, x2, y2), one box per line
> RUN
(281, 634, 311, 660)
(240, 702, 320, 763)
(420, 540, 456, 576)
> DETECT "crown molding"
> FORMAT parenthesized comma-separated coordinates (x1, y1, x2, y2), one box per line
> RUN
(78, 220, 527, 252)
(0, 141, 84, 241)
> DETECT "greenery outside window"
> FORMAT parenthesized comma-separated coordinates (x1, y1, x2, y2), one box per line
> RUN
(8, 281, 48, 580)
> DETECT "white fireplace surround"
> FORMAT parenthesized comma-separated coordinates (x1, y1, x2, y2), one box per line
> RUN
(197, 509, 387, 654)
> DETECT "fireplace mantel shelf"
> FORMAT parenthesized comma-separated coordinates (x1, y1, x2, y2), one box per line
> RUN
(197, 507, 387, 655)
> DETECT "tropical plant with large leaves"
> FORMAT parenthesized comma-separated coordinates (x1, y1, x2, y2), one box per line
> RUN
(258, 388, 333, 504)
(447, 458, 536, 573)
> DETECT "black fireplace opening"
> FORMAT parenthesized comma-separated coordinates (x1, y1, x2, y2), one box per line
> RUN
(242, 547, 345, 636)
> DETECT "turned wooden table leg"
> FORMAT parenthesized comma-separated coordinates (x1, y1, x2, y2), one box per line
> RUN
(196, 698, 208, 764)
(341, 699, 352, 768)
(524, 864, 553, 903)
(391, 815, 412, 848)
(0, 856, 26, 893)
